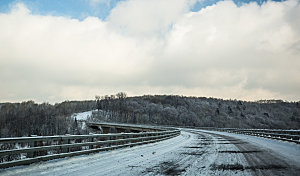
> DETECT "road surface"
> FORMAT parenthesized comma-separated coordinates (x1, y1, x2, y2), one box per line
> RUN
(1, 129, 299, 175)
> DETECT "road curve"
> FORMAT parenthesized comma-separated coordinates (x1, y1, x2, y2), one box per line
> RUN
(0, 129, 299, 176)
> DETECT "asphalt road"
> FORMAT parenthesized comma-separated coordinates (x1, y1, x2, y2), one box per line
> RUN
(1, 129, 299, 176)
(183, 129, 300, 176)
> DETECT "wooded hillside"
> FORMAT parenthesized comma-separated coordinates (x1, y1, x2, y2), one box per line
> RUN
(1, 94, 299, 138)
(93, 94, 300, 129)
(0, 100, 96, 137)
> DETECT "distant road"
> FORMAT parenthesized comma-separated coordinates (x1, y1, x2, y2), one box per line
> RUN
(1, 129, 299, 175)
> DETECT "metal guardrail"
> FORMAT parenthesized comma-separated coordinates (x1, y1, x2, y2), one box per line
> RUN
(87, 122, 166, 130)
(197, 127, 300, 144)
(0, 126, 180, 169)
(86, 122, 166, 133)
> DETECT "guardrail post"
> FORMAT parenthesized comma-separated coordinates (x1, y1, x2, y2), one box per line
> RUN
(145, 133, 148, 143)
(63, 135, 70, 153)
(120, 134, 124, 146)
(89, 136, 94, 149)
(28, 141, 34, 158)
(141, 133, 145, 143)
(130, 134, 134, 147)
(28, 135, 37, 158)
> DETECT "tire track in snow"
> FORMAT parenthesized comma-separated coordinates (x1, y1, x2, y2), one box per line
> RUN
(196, 130, 300, 176)
(0, 132, 193, 176)
(181, 129, 252, 176)
(1, 129, 299, 175)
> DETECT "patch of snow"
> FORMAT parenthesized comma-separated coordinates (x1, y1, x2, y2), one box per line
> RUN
(71, 110, 97, 121)
(0, 132, 193, 175)
(0, 131, 252, 176)
(1, 129, 298, 175)
(200, 130, 300, 167)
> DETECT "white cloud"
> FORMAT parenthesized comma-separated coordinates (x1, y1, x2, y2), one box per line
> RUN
(152, 0, 300, 91)
(0, 0, 300, 103)
(89, 0, 111, 5)
(107, 0, 196, 37)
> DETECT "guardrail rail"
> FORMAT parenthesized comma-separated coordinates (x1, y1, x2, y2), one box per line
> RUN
(197, 127, 300, 144)
(0, 124, 180, 169)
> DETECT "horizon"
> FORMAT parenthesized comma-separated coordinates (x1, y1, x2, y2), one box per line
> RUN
(1, 0, 300, 103)
(1, 93, 298, 105)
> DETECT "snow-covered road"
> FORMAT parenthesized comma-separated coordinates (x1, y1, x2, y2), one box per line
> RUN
(1, 129, 299, 176)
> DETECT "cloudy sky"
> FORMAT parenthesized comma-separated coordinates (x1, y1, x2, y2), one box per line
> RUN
(0, 0, 299, 103)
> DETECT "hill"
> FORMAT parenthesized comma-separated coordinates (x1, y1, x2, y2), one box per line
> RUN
(93, 94, 300, 129)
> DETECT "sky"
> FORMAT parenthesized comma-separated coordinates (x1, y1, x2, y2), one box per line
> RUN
(0, 0, 299, 103)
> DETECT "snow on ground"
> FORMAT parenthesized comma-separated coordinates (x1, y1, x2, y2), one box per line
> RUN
(0, 132, 194, 176)
(0, 130, 257, 176)
(181, 130, 252, 176)
(1, 129, 299, 175)
(201, 129, 300, 167)
(71, 110, 96, 121)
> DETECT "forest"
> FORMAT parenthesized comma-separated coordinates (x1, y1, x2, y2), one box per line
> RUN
(1, 93, 299, 138)
(93, 93, 300, 130)
(0, 100, 96, 137)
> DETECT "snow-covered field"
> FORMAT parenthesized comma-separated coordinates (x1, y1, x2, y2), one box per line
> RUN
(71, 110, 97, 121)
(1, 129, 299, 176)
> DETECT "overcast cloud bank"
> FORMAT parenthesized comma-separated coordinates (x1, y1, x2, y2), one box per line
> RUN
(0, 0, 299, 103)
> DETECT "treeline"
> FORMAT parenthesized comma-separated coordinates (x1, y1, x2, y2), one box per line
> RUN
(0, 100, 96, 137)
(1, 94, 299, 138)
(93, 94, 300, 129)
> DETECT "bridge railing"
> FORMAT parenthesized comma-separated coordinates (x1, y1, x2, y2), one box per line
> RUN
(86, 122, 166, 133)
(196, 127, 300, 144)
(0, 127, 180, 169)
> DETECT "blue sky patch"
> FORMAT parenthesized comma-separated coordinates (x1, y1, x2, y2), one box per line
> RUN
(0, 0, 125, 20)
(191, 0, 285, 11)
(0, 0, 287, 20)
